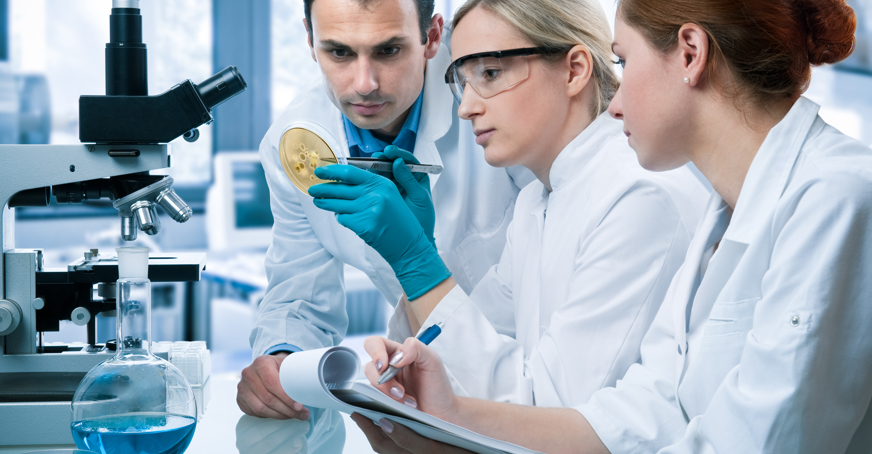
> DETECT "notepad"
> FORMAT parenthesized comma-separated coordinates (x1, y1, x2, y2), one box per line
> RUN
(278, 346, 540, 454)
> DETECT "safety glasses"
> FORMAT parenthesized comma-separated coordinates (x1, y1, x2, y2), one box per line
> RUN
(443, 47, 570, 105)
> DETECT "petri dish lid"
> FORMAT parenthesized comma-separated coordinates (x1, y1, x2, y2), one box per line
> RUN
(279, 127, 339, 195)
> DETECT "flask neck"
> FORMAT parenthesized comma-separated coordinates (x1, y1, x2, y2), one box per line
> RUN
(116, 277, 152, 357)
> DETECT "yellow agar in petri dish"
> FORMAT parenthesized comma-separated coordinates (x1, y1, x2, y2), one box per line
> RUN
(279, 127, 339, 195)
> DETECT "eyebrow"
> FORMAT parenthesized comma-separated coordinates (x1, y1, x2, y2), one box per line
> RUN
(373, 36, 408, 49)
(319, 39, 351, 50)
(318, 36, 409, 51)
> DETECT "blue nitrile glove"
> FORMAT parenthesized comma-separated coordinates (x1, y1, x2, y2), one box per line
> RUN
(370, 145, 436, 247)
(308, 165, 451, 300)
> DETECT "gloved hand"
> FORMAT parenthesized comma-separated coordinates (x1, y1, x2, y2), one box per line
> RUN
(370, 145, 436, 247)
(308, 164, 451, 300)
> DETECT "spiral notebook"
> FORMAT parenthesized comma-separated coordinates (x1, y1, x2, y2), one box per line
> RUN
(278, 346, 540, 454)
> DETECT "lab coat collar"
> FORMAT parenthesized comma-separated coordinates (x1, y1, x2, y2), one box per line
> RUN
(548, 113, 624, 192)
(723, 97, 820, 243)
(410, 43, 454, 190)
(417, 44, 454, 145)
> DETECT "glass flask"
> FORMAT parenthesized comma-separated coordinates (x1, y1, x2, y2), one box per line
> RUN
(71, 247, 197, 454)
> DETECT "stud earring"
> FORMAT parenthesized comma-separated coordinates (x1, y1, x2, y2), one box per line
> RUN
(684, 77, 690, 84)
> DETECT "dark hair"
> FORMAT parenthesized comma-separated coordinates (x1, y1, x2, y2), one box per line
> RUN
(304, 0, 435, 45)
(619, 0, 857, 106)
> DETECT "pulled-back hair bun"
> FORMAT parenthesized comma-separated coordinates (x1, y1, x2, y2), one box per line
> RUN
(619, 0, 857, 105)
(797, 0, 857, 65)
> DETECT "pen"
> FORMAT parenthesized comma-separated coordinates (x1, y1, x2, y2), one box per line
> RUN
(377, 323, 442, 385)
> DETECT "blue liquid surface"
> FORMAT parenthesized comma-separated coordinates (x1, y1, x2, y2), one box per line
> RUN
(71, 413, 196, 454)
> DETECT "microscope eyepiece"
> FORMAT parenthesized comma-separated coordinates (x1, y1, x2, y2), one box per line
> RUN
(196, 66, 247, 111)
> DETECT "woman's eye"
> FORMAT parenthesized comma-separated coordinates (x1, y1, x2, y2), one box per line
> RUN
(482, 68, 501, 81)
(614, 58, 626, 69)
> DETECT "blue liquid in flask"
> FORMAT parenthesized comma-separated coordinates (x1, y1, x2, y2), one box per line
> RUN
(71, 413, 196, 454)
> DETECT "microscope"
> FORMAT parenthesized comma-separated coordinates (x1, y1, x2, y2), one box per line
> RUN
(0, 0, 246, 447)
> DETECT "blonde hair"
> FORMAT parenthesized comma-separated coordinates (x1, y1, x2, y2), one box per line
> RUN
(452, 0, 619, 117)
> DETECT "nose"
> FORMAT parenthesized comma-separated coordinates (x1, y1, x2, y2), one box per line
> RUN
(607, 86, 623, 120)
(353, 58, 378, 96)
(457, 84, 484, 120)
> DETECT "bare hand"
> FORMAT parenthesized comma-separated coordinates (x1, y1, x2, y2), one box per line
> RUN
(352, 413, 473, 454)
(237, 352, 311, 420)
(363, 336, 459, 422)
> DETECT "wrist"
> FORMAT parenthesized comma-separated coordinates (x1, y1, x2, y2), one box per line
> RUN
(445, 396, 472, 428)
(394, 247, 451, 300)
(407, 276, 455, 326)
(389, 234, 451, 300)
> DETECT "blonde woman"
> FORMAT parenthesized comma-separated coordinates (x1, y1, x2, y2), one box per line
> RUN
(310, 0, 706, 409)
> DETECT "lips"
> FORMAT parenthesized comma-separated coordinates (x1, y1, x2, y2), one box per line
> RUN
(351, 103, 386, 116)
(474, 129, 495, 145)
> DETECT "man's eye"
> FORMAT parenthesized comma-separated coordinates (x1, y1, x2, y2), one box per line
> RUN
(380, 47, 400, 56)
(331, 49, 349, 58)
(614, 58, 626, 69)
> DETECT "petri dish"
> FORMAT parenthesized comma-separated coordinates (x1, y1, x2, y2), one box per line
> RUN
(279, 128, 338, 195)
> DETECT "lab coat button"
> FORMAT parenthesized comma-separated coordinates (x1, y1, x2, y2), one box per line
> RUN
(791, 315, 800, 326)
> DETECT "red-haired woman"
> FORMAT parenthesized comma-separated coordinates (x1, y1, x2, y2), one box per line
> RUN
(353, 0, 872, 453)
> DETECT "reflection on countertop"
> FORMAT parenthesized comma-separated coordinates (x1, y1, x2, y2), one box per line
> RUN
(236, 407, 347, 454)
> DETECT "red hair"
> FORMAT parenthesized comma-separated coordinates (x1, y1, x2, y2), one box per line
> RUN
(619, 0, 857, 105)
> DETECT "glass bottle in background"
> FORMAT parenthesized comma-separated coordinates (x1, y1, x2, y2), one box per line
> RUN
(71, 247, 197, 454)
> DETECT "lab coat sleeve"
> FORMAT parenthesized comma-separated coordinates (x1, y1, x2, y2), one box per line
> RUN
(422, 219, 519, 401)
(383, 218, 517, 399)
(249, 136, 349, 359)
(423, 181, 689, 405)
(386, 219, 518, 342)
(576, 280, 689, 453)
(656, 173, 872, 453)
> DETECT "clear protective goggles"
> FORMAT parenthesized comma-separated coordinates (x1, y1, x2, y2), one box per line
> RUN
(443, 47, 570, 105)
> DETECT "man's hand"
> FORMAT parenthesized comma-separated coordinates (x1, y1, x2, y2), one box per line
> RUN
(372, 145, 436, 246)
(237, 352, 311, 420)
(309, 165, 451, 300)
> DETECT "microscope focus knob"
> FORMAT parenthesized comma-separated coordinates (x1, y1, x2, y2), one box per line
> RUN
(0, 299, 22, 337)
(71, 307, 92, 326)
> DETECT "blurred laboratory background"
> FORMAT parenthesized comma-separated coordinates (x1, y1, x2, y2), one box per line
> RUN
(1, 0, 871, 375)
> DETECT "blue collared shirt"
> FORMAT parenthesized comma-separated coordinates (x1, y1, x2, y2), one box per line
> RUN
(343, 89, 424, 157)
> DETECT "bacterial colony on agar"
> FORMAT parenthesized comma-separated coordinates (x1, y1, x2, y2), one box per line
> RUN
(280, 127, 339, 195)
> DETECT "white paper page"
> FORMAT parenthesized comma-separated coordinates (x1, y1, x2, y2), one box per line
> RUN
(279, 346, 360, 410)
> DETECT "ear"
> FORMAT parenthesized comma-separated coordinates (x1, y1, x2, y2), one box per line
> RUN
(675, 23, 709, 86)
(304, 18, 317, 62)
(565, 44, 594, 98)
(423, 14, 444, 60)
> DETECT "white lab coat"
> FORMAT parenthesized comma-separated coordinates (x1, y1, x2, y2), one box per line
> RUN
(388, 114, 709, 406)
(578, 97, 872, 453)
(251, 43, 534, 357)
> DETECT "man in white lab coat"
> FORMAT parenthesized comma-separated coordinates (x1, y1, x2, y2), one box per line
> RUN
(236, 0, 532, 419)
